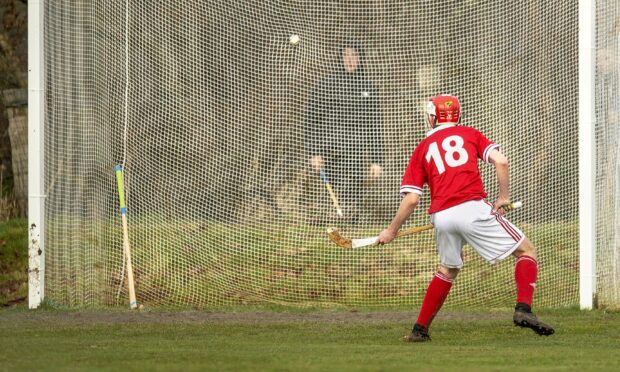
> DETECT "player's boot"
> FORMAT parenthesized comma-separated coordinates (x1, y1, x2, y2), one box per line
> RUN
(513, 303, 555, 336)
(403, 323, 431, 342)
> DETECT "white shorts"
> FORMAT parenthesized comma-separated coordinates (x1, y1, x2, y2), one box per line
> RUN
(430, 199, 525, 268)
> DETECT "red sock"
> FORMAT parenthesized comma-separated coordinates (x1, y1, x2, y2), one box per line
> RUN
(416, 272, 453, 329)
(515, 255, 538, 306)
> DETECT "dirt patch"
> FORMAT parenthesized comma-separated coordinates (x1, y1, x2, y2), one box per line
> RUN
(0, 309, 511, 326)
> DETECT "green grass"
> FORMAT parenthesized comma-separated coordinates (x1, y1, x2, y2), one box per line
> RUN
(0, 218, 27, 306)
(1, 306, 619, 371)
(0, 217, 612, 370)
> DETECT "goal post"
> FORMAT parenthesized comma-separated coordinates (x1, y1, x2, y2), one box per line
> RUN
(578, 0, 596, 310)
(28, 0, 45, 309)
(30, 1, 620, 309)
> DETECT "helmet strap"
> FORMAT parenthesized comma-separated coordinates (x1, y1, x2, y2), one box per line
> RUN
(428, 114, 437, 129)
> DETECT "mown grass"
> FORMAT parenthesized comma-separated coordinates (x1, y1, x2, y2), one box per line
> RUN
(0, 306, 619, 371)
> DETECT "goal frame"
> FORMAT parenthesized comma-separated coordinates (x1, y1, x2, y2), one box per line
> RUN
(578, 0, 597, 310)
(27, 0, 598, 309)
(28, 0, 45, 309)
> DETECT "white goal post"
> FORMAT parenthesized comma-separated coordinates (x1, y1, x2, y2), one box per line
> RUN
(29, 1, 620, 309)
(28, 0, 45, 309)
(578, 0, 596, 310)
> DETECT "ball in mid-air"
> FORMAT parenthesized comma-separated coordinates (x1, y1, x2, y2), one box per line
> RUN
(289, 34, 300, 45)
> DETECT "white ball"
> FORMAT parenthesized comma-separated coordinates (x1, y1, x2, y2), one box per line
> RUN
(289, 34, 300, 45)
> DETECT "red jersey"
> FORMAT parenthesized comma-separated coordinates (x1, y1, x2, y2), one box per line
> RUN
(400, 124, 499, 214)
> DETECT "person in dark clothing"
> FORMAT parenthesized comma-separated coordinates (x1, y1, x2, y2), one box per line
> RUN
(304, 42, 384, 220)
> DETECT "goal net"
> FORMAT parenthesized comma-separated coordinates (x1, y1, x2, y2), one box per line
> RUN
(595, 0, 620, 309)
(40, 1, 607, 309)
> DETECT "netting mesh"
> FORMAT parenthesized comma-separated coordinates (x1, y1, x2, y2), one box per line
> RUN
(43, 1, 588, 308)
(596, 0, 620, 309)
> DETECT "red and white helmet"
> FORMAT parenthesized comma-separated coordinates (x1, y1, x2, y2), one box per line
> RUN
(426, 95, 461, 127)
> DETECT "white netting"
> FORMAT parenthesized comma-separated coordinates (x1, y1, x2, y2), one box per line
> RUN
(43, 1, 586, 308)
(595, 0, 620, 309)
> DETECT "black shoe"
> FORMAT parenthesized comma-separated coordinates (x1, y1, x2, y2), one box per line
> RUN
(513, 306, 555, 336)
(403, 323, 431, 342)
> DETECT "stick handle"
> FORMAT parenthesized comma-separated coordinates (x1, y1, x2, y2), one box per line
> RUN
(393, 201, 522, 240)
(115, 165, 137, 309)
(395, 224, 435, 238)
(120, 215, 137, 309)
(320, 170, 343, 217)
(502, 201, 523, 211)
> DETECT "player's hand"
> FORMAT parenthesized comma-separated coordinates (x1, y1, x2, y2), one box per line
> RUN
(310, 155, 324, 172)
(493, 197, 511, 215)
(369, 163, 382, 179)
(377, 228, 396, 245)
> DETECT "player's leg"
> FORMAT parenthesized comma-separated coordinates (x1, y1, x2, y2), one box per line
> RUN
(511, 238, 555, 336)
(333, 161, 361, 224)
(404, 211, 464, 343)
(416, 265, 460, 329)
(460, 200, 554, 335)
(347, 174, 364, 225)
(404, 266, 459, 342)
(512, 238, 537, 308)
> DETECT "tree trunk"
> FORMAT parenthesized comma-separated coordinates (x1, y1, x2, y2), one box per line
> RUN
(3, 88, 27, 217)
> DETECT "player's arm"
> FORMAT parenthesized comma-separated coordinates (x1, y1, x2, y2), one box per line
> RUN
(378, 144, 425, 244)
(488, 149, 510, 213)
(377, 192, 420, 244)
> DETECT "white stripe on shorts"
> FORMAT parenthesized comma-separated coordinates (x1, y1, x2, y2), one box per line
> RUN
(485, 201, 523, 242)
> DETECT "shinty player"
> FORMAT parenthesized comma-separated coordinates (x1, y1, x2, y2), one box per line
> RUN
(377, 95, 555, 342)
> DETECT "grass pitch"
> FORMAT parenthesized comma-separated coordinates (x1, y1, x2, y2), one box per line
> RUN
(1, 306, 619, 371)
